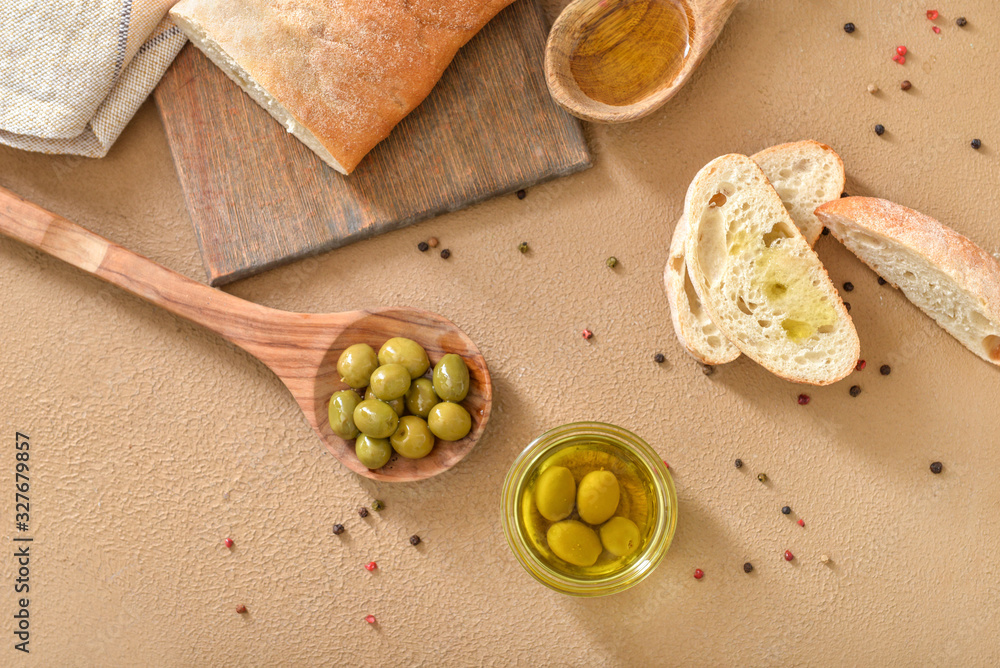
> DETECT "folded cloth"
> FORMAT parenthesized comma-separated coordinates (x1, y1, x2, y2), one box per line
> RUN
(0, 1, 187, 157)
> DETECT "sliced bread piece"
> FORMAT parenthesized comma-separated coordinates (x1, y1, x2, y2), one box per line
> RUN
(684, 154, 859, 385)
(754, 141, 846, 246)
(816, 197, 1000, 365)
(664, 141, 846, 364)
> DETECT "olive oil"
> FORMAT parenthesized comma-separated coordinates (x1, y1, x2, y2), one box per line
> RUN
(520, 441, 658, 578)
(569, 0, 690, 107)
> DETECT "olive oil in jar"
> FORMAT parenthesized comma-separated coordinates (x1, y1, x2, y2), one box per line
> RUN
(569, 0, 690, 107)
(520, 441, 658, 578)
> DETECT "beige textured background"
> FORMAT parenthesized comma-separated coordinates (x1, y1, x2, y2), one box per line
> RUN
(2, 0, 1000, 665)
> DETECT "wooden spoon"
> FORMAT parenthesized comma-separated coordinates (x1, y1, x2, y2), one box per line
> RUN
(545, 0, 740, 123)
(0, 186, 492, 482)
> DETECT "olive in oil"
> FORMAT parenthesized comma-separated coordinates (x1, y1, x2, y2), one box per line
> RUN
(569, 0, 690, 107)
(520, 441, 658, 578)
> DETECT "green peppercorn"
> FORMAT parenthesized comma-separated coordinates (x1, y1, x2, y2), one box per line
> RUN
(518, 241, 529, 253)
(371, 500, 385, 512)
(758, 473, 768, 483)
(606, 256, 618, 268)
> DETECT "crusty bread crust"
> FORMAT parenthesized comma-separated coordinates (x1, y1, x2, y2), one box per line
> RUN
(170, 0, 513, 174)
(816, 197, 1000, 365)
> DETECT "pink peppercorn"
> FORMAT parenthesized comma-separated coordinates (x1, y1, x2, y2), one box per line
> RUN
(365, 561, 377, 571)
(932, 25, 941, 33)
(897, 45, 907, 55)
(236, 605, 247, 614)
(365, 615, 376, 624)
(856, 360, 867, 371)
(784, 550, 795, 561)
(926, 9, 938, 20)
(694, 569, 704, 579)
(797, 394, 810, 405)
(582, 329, 593, 340)
(798, 519, 805, 527)
(224, 538, 234, 548)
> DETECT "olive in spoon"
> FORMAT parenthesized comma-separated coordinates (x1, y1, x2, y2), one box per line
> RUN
(545, 0, 741, 123)
(0, 186, 492, 482)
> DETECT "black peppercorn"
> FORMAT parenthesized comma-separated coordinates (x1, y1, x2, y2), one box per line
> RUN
(901, 80, 912, 91)
(930, 461, 943, 474)
(371, 500, 385, 512)
(409, 535, 421, 546)
(734, 458, 743, 469)
(781, 506, 791, 515)
(332, 524, 345, 535)
(878, 276, 887, 285)
(841, 192, 849, 198)
(875, 124, 885, 136)
(956, 17, 967, 27)
(843, 281, 854, 292)
(700, 363, 715, 376)
(822, 227, 830, 236)
(844, 22, 855, 33)
(417, 241, 429, 252)
(516, 189, 527, 200)
(440, 249, 451, 259)
(743, 562, 754, 573)
(971, 139, 982, 150)
(654, 353, 665, 364)
(849, 385, 862, 397)
(844, 302, 851, 312)
(358, 507, 369, 518)
(880, 364, 891, 376)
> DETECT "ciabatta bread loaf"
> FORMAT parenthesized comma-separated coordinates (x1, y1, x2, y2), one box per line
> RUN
(169, 0, 514, 174)
(816, 197, 1000, 365)
(684, 154, 859, 384)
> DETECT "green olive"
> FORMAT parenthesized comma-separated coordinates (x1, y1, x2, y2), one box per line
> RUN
(366, 387, 405, 417)
(355, 435, 392, 469)
(534, 466, 576, 522)
(577, 470, 620, 525)
(378, 337, 430, 379)
(546, 520, 603, 567)
(432, 353, 470, 402)
(405, 377, 439, 418)
(599, 517, 641, 558)
(369, 363, 411, 401)
(336, 344, 378, 389)
(427, 402, 472, 441)
(353, 399, 399, 439)
(390, 416, 435, 459)
(327, 390, 362, 439)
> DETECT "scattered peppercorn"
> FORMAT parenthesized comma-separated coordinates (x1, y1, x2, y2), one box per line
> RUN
(843, 22, 855, 33)
(663, 461, 670, 470)
(971, 139, 982, 150)
(893, 55, 906, 65)
(878, 276, 888, 285)
(518, 241, 529, 253)
(784, 550, 795, 561)
(901, 80, 912, 91)
(875, 124, 885, 136)
(409, 535, 421, 546)
(734, 458, 743, 469)
(897, 45, 908, 56)
(820, 554, 831, 564)
(956, 17, 967, 27)
(798, 519, 805, 527)
(365, 615, 377, 624)
(849, 385, 862, 397)
(606, 256, 618, 268)
(365, 561, 378, 571)
(856, 359, 867, 371)
(743, 562, 754, 573)
(926, 9, 938, 20)
(880, 364, 891, 376)
(418, 241, 429, 252)
(797, 394, 810, 405)
(332, 524, 345, 535)
(844, 302, 851, 312)
(224, 538, 234, 548)
(428, 237, 439, 248)
(758, 473, 768, 483)
(654, 353, 665, 364)
(932, 25, 941, 34)
(822, 227, 830, 236)
(693, 568, 704, 580)
(440, 249, 451, 259)
(930, 461, 943, 474)
(782, 506, 791, 515)
(236, 605, 247, 614)
(843, 281, 854, 292)
(516, 189, 527, 200)
(700, 363, 715, 376)
(358, 507, 369, 518)
(841, 192, 849, 198)
(581, 329, 593, 340)
(371, 500, 385, 512)
(866, 84, 878, 95)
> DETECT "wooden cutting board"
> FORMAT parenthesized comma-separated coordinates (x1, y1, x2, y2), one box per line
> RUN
(153, 0, 591, 286)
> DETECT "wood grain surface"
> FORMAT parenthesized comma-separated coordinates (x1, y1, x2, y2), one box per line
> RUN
(154, 0, 591, 286)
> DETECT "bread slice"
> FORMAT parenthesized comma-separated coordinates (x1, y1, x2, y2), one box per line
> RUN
(169, 0, 513, 174)
(664, 141, 846, 365)
(816, 197, 1000, 365)
(684, 154, 859, 384)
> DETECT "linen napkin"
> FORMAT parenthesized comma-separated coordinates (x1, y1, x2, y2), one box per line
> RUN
(0, 1, 187, 157)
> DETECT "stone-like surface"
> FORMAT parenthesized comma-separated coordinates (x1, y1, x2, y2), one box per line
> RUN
(1, 0, 998, 664)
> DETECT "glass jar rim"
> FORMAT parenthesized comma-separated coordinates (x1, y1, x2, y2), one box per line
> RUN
(501, 421, 677, 596)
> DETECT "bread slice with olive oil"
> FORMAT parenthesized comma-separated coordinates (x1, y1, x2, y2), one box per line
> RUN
(684, 154, 859, 384)
(664, 141, 846, 365)
(816, 197, 1000, 366)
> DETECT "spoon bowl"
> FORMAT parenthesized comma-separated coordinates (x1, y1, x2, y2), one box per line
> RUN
(545, 0, 740, 123)
(0, 186, 492, 482)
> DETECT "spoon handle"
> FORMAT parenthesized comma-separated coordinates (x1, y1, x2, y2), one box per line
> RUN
(0, 186, 278, 347)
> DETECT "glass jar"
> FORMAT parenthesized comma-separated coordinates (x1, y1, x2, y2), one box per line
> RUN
(501, 421, 677, 596)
